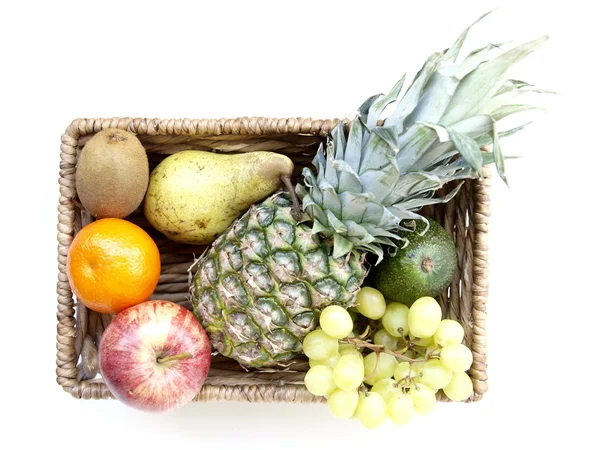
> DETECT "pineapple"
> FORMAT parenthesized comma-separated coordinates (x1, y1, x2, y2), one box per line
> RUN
(190, 14, 548, 368)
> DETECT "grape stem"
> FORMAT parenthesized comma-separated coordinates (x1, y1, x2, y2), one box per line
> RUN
(342, 337, 431, 364)
(357, 325, 371, 340)
(363, 351, 380, 382)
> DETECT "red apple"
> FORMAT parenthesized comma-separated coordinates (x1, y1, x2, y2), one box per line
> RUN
(98, 300, 212, 412)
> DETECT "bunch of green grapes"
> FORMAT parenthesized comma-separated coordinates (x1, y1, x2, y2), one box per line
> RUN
(303, 287, 474, 429)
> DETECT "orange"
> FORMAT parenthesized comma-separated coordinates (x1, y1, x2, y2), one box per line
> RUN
(67, 218, 161, 314)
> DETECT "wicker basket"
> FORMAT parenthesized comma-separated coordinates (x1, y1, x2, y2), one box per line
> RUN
(55, 117, 491, 403)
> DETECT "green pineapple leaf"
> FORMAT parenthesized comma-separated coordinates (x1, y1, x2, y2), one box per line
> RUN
(297, 12, 551, 261)
(492, 120, 508, 186)
(440, 35, 549, 125)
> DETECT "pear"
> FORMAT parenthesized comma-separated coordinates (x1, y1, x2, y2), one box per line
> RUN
(144, 150, 294, 245)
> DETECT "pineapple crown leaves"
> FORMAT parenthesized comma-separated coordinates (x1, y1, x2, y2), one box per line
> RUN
(296, 11, 552, 264)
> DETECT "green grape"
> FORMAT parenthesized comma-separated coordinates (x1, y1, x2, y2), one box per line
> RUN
(409, 332, 434, 347)
(420, 359, 452, 390)
(407, 297, 442, 338)
(387, 393, 416, 425)
(394, 360, 424, 384)
(338, 343, 357, 355)
(412, 361, 425, 378)
(356, 392, 387, 429)
(434, 319, 465, 347)
(327, 389, 359, 419)
(302, 329, 339, 360)
(440, 343, 473, 372)
(339, 345, 362, 360)
(344, 349, 364, 360)
(363, 352, 398, 386)
(356, 287, 387, 320)
(382, 303, 409, 337)
(320, 305, 354, 339)
(409, 383, 437, 415)
(370, 378, 401, 403)
(304, 365, 337, 396)
(309, 352, 341, 369)
(394, 361, 411, 381)
(333, 354, 365, 391)
(425, 344, 442, 356)
(443, 371, 474, 401)
(373, 328, 400, 350)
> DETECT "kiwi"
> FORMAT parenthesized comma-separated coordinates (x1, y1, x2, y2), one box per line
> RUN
(370, 218, 458, 306)
(76, 128, 149, 219)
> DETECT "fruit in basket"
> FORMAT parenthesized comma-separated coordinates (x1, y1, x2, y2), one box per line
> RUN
(381, 303, 409, 337)
(66, 218, 161, 314)
(355, 287, 387, 320)
(190, 13, 548, 368)
(434, 319, 465, 346)
(387, 393, 416, 425)
(302, 329, 338, 360)
(327, 389, 360, 419)
(332, 353, 365, 391)
(443, 371, 474, 401)
(304, 365, 337, 396)
(370, 218, 458, 306)
(407, 296, 442, 338)
(419, 360, 452, 390)
(319, 305, 354, 339)
(356, 392, 387, 429)
(409, 383, 436, 415)
(144, 150, 294, 245)
(440, 343, 473, 372)
(306, 290, 475, 427)
(76, 128, 149, 219)
(98, 300, 212, 412)
(363, 352, 398, 386)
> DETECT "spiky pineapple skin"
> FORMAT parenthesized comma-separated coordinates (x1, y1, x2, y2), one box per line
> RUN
(190, 15, 548, 368)
(190, 192, 367, 368)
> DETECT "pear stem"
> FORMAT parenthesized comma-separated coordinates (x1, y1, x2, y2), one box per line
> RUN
(157, 352, 193, 364)
(281, 175, 302, 221)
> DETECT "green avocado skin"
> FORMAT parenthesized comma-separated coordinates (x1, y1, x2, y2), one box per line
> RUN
(370, 219, 458, 306)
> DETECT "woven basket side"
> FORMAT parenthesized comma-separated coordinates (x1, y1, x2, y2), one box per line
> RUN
(56, 117, 491, 403)
(194, 385, 323, 403)
(58, 379, 324, 404)
(469, 165, 491, 398)
(70, 116, 341, 138)
(424, 169, 491, 403)
(56, 122, 79, 393)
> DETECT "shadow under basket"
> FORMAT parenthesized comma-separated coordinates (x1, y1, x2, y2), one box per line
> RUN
(56, 117, 491, 403)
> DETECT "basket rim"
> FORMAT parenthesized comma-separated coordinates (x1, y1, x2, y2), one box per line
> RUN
(55, 116, 491, 403)
(63, 116, 346, 139)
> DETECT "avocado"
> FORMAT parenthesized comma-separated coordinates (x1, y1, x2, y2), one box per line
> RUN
(370, 218, 458, 306)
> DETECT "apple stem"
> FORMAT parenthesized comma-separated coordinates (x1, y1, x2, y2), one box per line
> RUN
(157, 352, 193, 364)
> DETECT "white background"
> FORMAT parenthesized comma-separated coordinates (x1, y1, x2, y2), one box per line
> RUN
(1, 0, 598, 448)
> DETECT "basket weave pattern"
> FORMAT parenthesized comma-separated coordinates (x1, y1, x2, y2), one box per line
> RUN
(56, 117, 491, 403)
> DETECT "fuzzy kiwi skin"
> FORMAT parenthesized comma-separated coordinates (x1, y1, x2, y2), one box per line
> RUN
(76, 129, 149, 219)
(370, 218, 458, 306)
